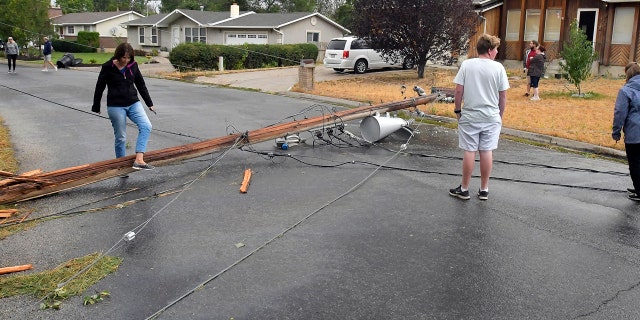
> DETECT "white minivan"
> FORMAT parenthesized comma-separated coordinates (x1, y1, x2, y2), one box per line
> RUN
(323, 37, 413, 74)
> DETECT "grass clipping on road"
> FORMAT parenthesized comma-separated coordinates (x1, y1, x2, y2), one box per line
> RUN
(0, 253, 121, 305)
(296, 67, 626, 151)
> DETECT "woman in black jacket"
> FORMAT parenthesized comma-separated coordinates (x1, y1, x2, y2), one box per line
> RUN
(92, 43, 156, 170)
(528, 45, 546, 101)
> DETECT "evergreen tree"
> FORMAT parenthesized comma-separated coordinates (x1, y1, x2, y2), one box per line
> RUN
(559, 20, 598, 96)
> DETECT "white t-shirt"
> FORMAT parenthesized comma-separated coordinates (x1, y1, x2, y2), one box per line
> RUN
(453, 58, 510, 123)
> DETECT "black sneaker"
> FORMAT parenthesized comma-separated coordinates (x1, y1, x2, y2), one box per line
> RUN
(449, 185, 470, 200)
(132, 162, 155, 170)
(477, 189, 489, 200)
(629, 193, 640, 202)
(627, 188, 636, 195)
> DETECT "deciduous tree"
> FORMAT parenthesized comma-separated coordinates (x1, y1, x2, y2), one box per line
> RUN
(332, 0, 353, 31)
(54, 0, 94, 13)
(559, 20, 598, 96)
(351, 0, 478, 78)
(0, 0, 51, 51)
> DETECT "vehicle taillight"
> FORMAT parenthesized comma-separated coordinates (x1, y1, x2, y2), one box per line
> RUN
(343, 51, 349, 59)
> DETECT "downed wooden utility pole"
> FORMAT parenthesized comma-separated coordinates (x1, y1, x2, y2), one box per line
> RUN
(0, 94, 437, 204)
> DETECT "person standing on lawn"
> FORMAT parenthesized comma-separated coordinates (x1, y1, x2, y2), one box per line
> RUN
(528, 45, 546, 101)
(449, 34, 510, 201)
(41, 37, 57, 72)
(92, 42, 156, 171)
(523, 40, 538, 97)
(612, 62, 640, 201)
(5, 37, 18, 73)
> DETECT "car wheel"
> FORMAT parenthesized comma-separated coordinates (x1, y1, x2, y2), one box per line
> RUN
(354, 59, 367, 74)
(333, 68, 345, 72)
(402, 59, 414, 70)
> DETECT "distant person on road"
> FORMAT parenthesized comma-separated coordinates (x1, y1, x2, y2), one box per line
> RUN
(449, 34, 510, 201)
(5, 37, 18, 74)
(612, 62, 640, 201)
(523, 40, 539, 97)
(528, 45, 546, 101)
(92, 42, 156, 171)
(41, 37, 57, 72)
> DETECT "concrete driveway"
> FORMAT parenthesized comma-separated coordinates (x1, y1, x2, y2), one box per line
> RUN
(0, 64, 639, 320)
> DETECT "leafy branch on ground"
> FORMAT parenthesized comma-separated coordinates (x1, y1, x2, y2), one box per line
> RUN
(0, 253, 122, 309)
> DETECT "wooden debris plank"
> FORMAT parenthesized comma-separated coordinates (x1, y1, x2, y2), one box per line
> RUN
(239, 169, 252, 193)
(0, 264, 33, 275)
(0, 209, 18, 218)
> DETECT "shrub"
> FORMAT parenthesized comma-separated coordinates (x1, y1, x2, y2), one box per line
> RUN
(169, 43, 318, 72)
(51, 40, 95, 53)
(134, 49, 148, 57)
(77, 31, 99, 52)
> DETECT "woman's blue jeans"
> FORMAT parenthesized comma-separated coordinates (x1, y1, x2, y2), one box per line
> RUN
(107, 102, 152, 158)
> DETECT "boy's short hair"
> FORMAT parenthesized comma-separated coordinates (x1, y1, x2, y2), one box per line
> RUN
(477, 34, 501, 55)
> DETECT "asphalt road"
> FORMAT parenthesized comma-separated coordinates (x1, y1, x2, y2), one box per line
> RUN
(0, 64, 639, 320)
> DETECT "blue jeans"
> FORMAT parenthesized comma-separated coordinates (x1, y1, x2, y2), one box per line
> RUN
(107, 102, 152, 158)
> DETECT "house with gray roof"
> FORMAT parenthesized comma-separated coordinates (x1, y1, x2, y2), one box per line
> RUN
(123, 4, 350, 53)
(52, 11, 145, 51)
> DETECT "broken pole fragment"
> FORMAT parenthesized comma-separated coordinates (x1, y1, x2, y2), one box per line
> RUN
(239, 169, 252, 193)
(0, 264, 33, 275)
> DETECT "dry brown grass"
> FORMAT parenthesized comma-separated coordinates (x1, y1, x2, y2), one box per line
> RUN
(0, 116, 18, 173)
(296, 67, 626, 151)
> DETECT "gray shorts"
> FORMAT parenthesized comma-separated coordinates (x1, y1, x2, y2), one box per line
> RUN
(44, 54, 52, 61)
(458, 122, 501, 151)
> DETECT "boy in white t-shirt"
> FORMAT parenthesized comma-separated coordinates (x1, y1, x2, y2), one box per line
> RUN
(449, 34, 510, 201)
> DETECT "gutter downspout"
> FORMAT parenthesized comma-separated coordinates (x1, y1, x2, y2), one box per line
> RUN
(273, 28, 284, 44)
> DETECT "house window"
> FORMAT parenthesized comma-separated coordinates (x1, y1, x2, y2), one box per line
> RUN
(258, 34, 267, 39)
(139, 27, 145, 44)
(67, 26, 75, 34)
(612, 7, 635, 44)
(151, 27, 158, 44)
(307, 32, 319, 43)
(524, 9, 540, 42)
(544, 9, 562, 41)
(505, 10, 521, 41)
(185, 27, 206, 43)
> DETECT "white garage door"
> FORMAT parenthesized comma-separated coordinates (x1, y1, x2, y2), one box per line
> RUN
(226, 33, 268, 45)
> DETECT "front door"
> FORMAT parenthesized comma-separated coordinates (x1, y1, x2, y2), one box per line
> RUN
(577, 9, 598, 46)
(172, 27, 180, 48)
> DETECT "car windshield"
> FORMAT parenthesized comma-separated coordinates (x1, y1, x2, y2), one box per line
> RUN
(327, 40, 347, 50)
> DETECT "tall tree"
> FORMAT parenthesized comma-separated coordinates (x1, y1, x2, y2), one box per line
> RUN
(332, 0, 353, 31)
(161, 0, 249, 12)
(1, 0, 52, 51)
(56, 0, 95, 13)
(247, 0, 315, 13)
(559, 20, 598, 96)
(351, 0, 478, 78)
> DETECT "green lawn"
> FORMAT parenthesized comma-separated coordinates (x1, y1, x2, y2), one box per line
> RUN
(49, 52, 151, 65)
